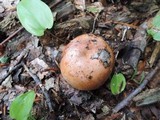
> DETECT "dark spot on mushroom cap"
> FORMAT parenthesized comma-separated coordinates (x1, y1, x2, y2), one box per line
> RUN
(85, 45, 89, 50)
(91, 49, 111, 68)
(88, 76, 92, 79)
(91, 39, 97, 43)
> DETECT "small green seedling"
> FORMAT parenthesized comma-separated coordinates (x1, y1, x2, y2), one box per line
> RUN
(0, 56, 9, 63)
(131, 68, 138, 80)
(27, 112, 36, 120)
(17, 0, 55, 36)
(110, 73, 126, 95)
(132, 71, 145, 84)
(147, 11, 160, 41)
(87, 5, 103, 14)
(9, 91, 36, 120)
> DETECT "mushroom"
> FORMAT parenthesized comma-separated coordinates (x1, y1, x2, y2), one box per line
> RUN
(60, 34, 115, 90)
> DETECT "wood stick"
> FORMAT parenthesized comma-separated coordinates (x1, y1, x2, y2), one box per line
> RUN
(22, 61, 54, 113)
(112, 61, 160, 113)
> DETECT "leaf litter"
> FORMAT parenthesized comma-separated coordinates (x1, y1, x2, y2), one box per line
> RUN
(0, 0, 160, 120)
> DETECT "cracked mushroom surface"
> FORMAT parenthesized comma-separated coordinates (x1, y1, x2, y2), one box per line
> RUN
(60, 34, 115, 90)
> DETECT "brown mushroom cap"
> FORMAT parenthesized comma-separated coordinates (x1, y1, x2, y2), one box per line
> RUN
(60, 34, 115, 90)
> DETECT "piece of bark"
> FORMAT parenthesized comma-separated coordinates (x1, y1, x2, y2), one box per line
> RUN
(54, 1, 76, 21)
(49, 0, 62, 9)
(133, 88, 160, 106)
(122, 22, 148, 68)
(53, 16, 93, 43)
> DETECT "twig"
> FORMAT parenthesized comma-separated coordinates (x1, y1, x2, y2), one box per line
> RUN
(10, 49, 29, 69)
(91, 13, 99, 33)
(22, 61, 54, 113)
(0, 63, 22, 84)
(121, 26, 129, 41)
(112, 61, 160, 113)
(0, 49, 29, 85)
(0, 27, 24, 46)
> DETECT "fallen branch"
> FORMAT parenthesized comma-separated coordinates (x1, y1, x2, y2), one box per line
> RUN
(22, 61, 54, 113)
(112, 61, 160, 113)
(122, 22, 148, 68)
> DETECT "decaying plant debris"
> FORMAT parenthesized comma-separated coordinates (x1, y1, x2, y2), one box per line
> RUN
(0, 0, 160, 120)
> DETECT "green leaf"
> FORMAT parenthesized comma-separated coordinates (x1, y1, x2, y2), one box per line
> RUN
(110, 73, 126, 95)
(132, 71, 145, 84)
(9, 91, 36, 120)
(87, 5, 103, 14)
(147, 11, 160, 41)
(147, 29, 160, 41)
(17, 0, 54, 36)
(0, 56, 9, 63)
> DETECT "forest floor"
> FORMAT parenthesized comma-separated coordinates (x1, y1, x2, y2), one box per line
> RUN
(0, 0, 160, 120)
